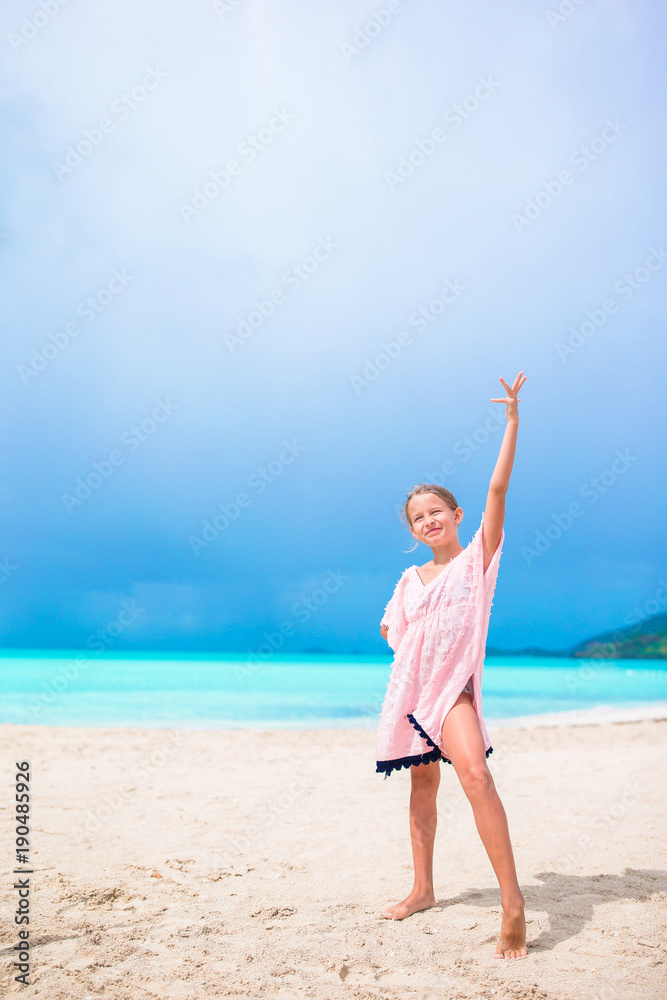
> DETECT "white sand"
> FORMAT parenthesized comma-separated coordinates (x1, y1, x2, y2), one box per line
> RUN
(1, 718, 666, 999)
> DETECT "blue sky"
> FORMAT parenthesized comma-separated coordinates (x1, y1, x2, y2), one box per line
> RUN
(1, 0, 665, 655)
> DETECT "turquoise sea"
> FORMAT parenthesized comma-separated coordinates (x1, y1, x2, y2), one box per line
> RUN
(0, 651, 666, 728)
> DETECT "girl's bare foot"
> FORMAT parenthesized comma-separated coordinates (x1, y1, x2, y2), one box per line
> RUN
(493, 897, 527, 959)
(381, 888, 437, 920)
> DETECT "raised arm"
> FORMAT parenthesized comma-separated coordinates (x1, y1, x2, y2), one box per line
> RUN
(482, 371, 527, 573)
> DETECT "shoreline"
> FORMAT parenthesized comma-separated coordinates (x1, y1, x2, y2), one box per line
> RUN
(488, 699, 667, 729)
(2, 699, 667, 733)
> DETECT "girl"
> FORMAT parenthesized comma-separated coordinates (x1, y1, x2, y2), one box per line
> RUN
(375, 371, 527, 960)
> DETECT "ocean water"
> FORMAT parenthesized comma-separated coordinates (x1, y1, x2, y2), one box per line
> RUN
(0, 651, 666, 728)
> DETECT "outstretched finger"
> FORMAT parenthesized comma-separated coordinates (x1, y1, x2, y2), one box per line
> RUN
(498, 377, 512, 394)
(512, 371, 524, 391)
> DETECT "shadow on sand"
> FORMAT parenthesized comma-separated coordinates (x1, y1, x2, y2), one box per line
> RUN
(438, 868, 667, 950)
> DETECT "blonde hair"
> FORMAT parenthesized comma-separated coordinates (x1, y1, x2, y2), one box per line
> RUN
(400, 483, 460, 554)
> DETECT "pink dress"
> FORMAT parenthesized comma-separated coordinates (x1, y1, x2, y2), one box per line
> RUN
(375, 513, 504, 777)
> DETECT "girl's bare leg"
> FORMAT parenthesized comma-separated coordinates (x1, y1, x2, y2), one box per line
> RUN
(441, 692, 526, 958)
(381, 760, 440, 919)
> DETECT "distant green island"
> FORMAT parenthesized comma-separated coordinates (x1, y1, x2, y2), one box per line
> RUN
(486, 612, 667, 660)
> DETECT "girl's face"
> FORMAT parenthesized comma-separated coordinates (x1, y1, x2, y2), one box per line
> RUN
(407, 493, 462, 546)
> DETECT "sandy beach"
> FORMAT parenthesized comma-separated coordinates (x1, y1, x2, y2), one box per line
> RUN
(1, 717, 666, 1000)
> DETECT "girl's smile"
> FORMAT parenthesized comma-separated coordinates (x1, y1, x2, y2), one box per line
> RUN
(406, 494, 464, 565)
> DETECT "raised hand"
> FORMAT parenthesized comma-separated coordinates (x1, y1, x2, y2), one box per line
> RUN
(490, 371, 527, 423)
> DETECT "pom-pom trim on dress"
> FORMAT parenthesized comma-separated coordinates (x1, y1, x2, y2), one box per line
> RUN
(375, 712, 493, 778)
